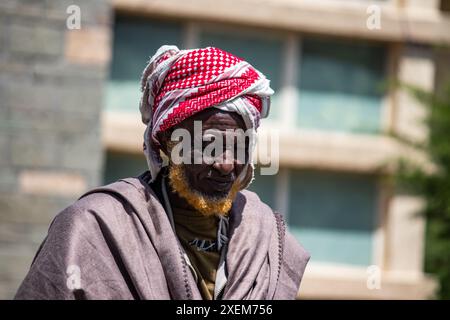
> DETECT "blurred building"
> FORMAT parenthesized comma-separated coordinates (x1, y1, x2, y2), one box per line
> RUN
(1, 0, 450, 299)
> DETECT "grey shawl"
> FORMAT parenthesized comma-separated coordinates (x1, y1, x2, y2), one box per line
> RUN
(14, 173, 310, 300)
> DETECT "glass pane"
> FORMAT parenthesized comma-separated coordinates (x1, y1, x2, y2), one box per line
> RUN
(199, 29, 283, 121)
(103, 152, 148, 184)
(247, 167, 277, 209)
(298, 38, 386, 134)
(105, 16, 183, 113)
(288, 170, 378, 266)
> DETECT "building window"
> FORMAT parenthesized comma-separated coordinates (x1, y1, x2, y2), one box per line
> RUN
(247, 167, 277, 209)
(105, 16, 183, 113)
(199, 28, 284, 121)
(106, 16, 388, 135)
(297, 38, 386, 134)
(103, 151, 148, 184)
(287, 170, 379, 266)
(104, 16, 386, 268)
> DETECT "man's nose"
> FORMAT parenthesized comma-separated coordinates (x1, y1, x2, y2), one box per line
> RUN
(213, 150, 234, 175)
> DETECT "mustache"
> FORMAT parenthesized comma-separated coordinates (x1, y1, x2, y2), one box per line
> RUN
(204, 169, 236, 182)
(168, 163, 239, 216)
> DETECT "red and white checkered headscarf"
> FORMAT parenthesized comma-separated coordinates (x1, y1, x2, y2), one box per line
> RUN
(139, 45, 274, 186)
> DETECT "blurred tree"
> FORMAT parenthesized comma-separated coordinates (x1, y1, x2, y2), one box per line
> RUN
(395, 81, 450, 299)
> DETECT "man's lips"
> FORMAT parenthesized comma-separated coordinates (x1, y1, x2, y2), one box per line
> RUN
(204, 177, 234, 190)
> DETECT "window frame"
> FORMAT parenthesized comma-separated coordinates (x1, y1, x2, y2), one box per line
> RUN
(104, 14, 397, 270)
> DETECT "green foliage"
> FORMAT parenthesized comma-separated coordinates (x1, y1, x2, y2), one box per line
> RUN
(395, 83, 450, 299)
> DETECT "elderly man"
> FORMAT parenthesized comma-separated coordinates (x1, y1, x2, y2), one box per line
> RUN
(15, 45, 309, 300)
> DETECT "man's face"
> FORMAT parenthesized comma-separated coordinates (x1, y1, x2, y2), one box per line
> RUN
(163, 108, 248, 199)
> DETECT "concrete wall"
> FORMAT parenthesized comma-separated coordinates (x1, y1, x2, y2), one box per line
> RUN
(0, 0, 111, 299)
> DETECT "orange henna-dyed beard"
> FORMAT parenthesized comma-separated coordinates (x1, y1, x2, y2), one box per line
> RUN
(168, 163, 239, 216)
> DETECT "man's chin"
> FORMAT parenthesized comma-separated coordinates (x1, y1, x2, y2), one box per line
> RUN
(198, 187, 232, 200)
(168, 164, 239, 216)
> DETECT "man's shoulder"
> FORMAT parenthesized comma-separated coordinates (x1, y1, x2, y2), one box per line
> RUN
(238, 189, 273, 213)
(54, 175, 152, 227)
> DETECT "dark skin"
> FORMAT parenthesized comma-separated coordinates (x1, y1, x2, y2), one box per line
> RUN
(159, 108, 248, 210)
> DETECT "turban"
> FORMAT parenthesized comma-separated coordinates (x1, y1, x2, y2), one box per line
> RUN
(139, 45, 274, 189)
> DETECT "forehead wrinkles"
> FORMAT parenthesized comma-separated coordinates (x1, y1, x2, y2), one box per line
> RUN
(204, 112, 244, 129)
(177, 109, 245, 131)
(191, 128, 247, 142)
